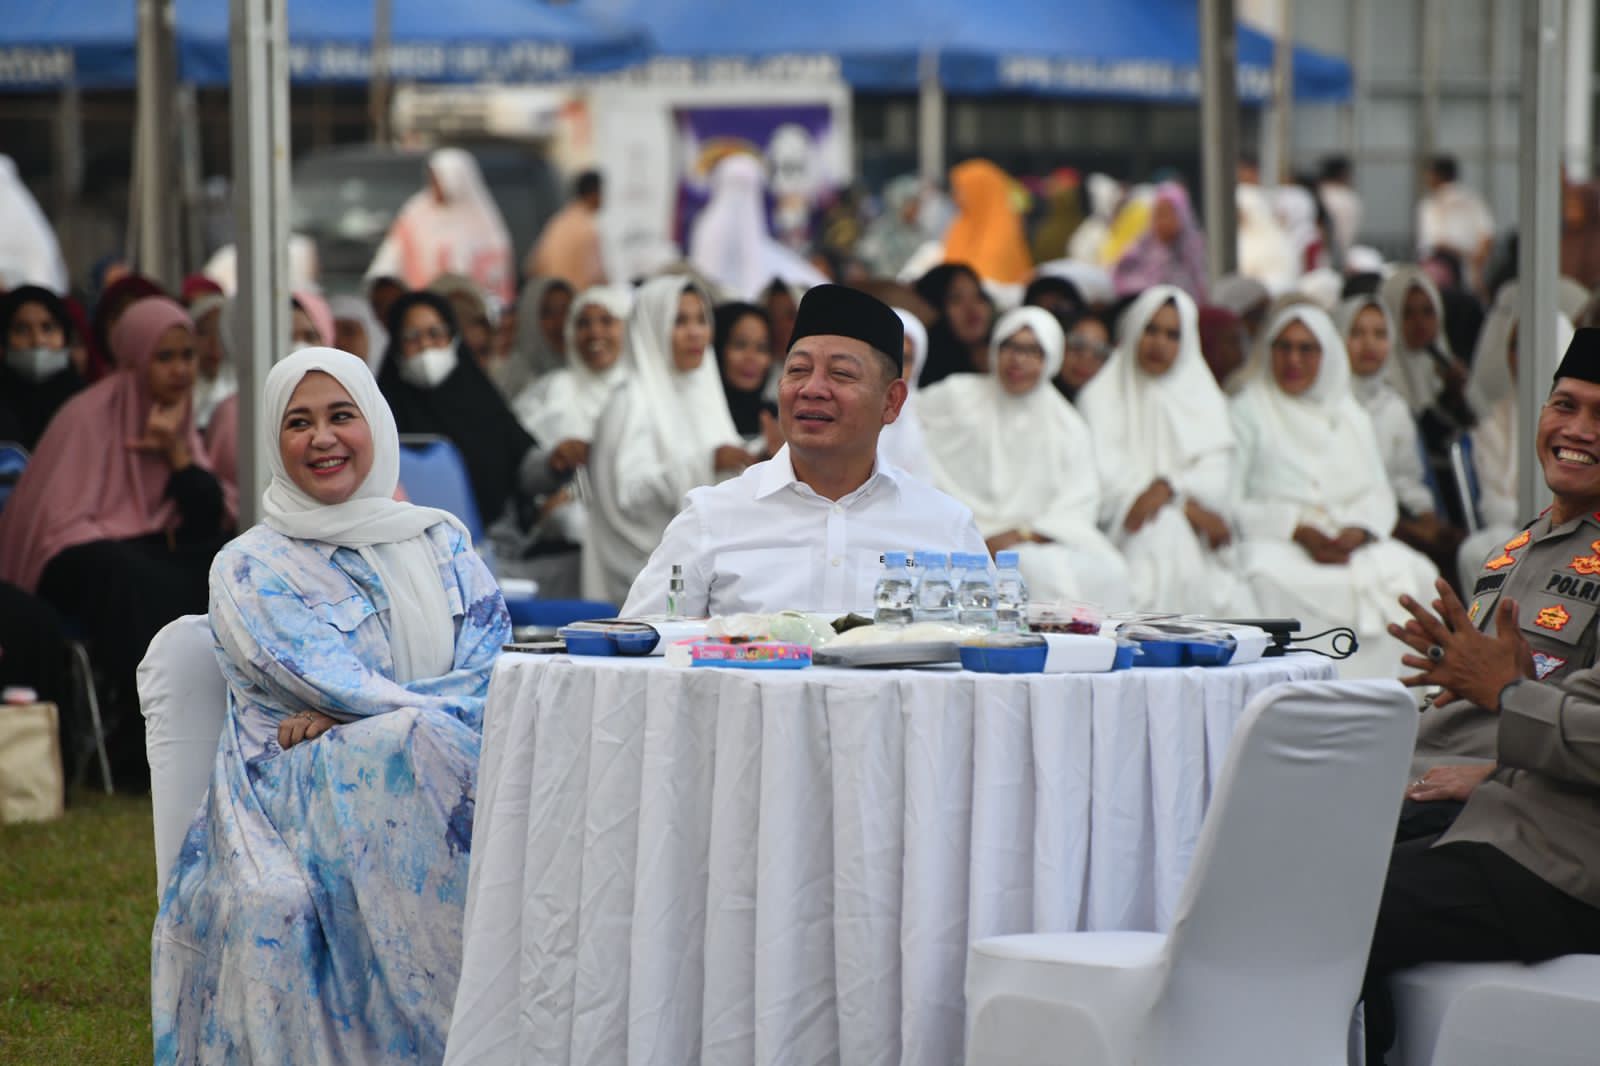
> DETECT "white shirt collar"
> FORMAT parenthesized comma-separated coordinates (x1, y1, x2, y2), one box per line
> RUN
(755, 443, 904, 505)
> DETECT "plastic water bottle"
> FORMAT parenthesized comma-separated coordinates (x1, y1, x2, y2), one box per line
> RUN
(955, 553, 999, 629)
(873, 551, 915, 625)
(913, 551, 957, 622)
(994, 550, 1029, 632)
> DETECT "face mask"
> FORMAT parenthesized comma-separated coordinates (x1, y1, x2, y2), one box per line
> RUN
(6, 346, 70, 382)
(398, 345, 457, 389)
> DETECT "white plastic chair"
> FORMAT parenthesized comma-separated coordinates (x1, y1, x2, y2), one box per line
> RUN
(138, 614, 227, 896)
(1389, 955, 1600, 1066)
(965, 679, 1419, 1066)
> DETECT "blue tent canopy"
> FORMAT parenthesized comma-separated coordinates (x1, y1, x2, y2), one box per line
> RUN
(592, 0, 1352, 102)
(0, 0, 650, 90)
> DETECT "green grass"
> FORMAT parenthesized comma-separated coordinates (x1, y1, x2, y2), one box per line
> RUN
(0, 792, 155, 1064)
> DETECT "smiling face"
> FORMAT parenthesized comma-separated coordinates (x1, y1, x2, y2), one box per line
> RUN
(278, 371, 374, 505)
(1136, 301, 1183, 377)
(1270, 319, 1323, 397)
(1346, 305, 1390, 378)
(146, 324, 198, 406)
(996, 325, 1046, 396)
(721, 311, 773, 392)
(573, 302, 623, 372)
(671, 290, 711, 372)
(1401, 285, 1439, 351)
(779, 334, 905, 463)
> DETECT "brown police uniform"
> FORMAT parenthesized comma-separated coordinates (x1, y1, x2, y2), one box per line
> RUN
(1411, 510, 1600, 774)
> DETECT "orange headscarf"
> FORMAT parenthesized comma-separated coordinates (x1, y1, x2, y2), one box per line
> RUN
(942, 159, 1034, 284)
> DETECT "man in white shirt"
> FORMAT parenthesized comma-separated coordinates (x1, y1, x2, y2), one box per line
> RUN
(1416, 155, 1495, 291)
(622, 285, 987, 617)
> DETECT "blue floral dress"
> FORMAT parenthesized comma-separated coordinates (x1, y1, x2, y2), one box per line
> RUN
(151, 522, 509, 1064)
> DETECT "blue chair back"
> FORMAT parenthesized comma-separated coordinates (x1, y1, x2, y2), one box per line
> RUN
(0, 441, 28, 514)
(397, 435, 485, 543)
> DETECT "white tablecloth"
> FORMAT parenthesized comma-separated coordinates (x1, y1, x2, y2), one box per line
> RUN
(444, 653, 1335, 1066)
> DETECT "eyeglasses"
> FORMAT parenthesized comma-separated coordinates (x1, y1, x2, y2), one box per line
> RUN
(999, 339, 1046, 360)
(1066, 338, 1111, 360)
(401, 325, 452, 345)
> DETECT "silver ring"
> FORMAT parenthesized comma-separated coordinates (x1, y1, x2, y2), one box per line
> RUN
(1427, 644, 1445, 663)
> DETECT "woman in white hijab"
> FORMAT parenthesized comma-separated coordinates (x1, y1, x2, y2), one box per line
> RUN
(877, 308, 937, 482)
(329, 293, 389, 374)
(1235, 184, 1299, 294)
(0, 155, 67, 291)
(688, 153, 825, 301)
(495, 276, 575, 400)
(582, 276, 749, 603)
(1231, 305, 1439, 678)
(1079, 285, 1255, 615)
(1378, 265, 1472, 426)
(921, 306, 1132, 607)
(366, 148, 514, 305)
(1458, 288, 1576, 582)
(190, 293, 235, 430)
(152, 347, 509, 1063)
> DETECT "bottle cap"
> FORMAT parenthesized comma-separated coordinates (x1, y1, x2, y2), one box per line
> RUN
(996, 550, 1020, 567)
(884, 550, 908, 567)
(914, 550, 947, 568)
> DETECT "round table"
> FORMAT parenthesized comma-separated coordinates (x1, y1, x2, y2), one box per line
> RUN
(444, 652, 1335, 1066)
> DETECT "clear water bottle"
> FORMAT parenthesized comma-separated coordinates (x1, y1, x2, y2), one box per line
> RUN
(873, 551, 915, 625)
(955, 553, 998, 629)
(913, 551, 957, 622)
(994, 550, 1029, 632)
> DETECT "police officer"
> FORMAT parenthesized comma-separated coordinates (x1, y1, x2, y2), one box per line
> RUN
(1362, 327, 1600, 1064)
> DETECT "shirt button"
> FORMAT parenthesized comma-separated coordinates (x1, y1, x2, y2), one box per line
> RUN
(831, 557, 842, 567)
(832, 504, 843, 515)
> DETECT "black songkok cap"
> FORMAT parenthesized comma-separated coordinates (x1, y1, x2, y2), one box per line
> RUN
(787, 284, 905, 376)
(1555, 327, 1600, 385)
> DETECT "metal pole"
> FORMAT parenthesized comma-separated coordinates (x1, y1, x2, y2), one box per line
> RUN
(1269, 0, 1294, 181)
(1567, 0, 1595, 180)
(1518, 0, 1564, 519)
(231, 0, 292, 529)
(134, 0, 177, 285)
(1200, 0, 1240, 279)
(917, 49, 945, 185)
(371, 0, 392, 144)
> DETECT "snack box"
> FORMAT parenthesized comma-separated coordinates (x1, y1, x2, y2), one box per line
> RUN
(688, 640, 812, 669)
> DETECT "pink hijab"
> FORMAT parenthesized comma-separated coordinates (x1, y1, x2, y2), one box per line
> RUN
(293, 288, 335, 348)
(0, 297, 230, 592)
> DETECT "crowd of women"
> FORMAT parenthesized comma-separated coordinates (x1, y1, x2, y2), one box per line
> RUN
(0, 141, 1592, 1059)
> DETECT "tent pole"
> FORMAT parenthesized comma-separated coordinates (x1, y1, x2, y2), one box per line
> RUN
(231, 0, 292, 530)
(134, 0, 177, 285)
(1518, 0, 1564, 520)
(1200, 0, 1239, 279)
(371, 0, 392, 144)
(1566, 0, 1595, 180)
(918, 49, 945, 185)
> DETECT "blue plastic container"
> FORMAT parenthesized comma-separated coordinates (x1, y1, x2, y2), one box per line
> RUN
(558, 628, 617, 656)
(958, 643, 1048, 674)
(1183, 640, 1235, 666)
(1131, 639, 1185, 667)
(611, 630, 660, 656)
(1111, 643, 1138, 670)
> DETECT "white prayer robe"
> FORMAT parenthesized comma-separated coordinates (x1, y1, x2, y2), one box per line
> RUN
(1231, 306, 1439, 679)
(919, 306, 1132, 608)
(621, 445, 987, 617)
(581, 277, 742, 604)
(1078, 285, 1256, 616)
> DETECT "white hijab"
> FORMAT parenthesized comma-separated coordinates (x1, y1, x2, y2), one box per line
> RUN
(330, 293, 390, 375)
(616, 276, 740, 460)
(261, 347, 467, 683)
(1231, 305, 1390, 514)
(1333, 295, 1396, 408)
(878, 308, 935, 481)
(522, 284, 634, 444)
(688, 154, 825, 301)
(0, 155, 67, 291)
(1079, 285, 1235, 488)
(919, 306, 1103, 537)
(1378, 266, 1454, 413)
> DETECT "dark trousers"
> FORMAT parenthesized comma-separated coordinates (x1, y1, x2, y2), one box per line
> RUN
(37, 534, 220, 790)
(1363, 837, 1600, 1064)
